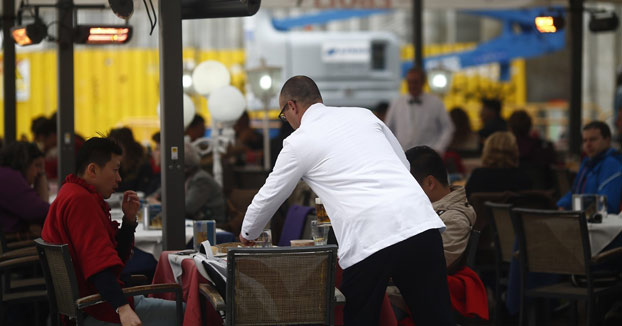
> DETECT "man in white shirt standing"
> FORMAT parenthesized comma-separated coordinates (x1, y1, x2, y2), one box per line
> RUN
(240, 76, 454, 325)
(385, 67, 454, 153)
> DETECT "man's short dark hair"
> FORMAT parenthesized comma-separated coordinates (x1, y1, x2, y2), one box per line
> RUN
(187, 114, 205, 129)
(75, 137, 122, 175)
(583, 121, 611, 139)
(280, 75, 323, 106)
(482, 98, 502, 116)
(405, 146, 449, 187)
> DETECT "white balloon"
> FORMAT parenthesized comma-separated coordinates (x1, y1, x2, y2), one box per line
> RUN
(208, 86, 247, 122)
(192, 61, 231, 96)
(156, 94, 197, 129)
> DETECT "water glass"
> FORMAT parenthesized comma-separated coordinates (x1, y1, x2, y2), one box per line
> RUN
(255, 229, 272, 248)
(311, 220, 330, 246)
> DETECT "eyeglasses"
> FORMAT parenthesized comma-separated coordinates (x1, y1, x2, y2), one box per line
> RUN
(279, 100, 295, 122)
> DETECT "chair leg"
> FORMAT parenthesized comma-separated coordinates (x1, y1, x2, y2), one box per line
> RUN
(586, 297, 594, 326)
(519, 293, 528, 326)
(570, 301, 578, 326)
(176, 288, 184, 326)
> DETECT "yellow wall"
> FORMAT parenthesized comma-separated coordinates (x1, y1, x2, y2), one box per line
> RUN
(0, 44, 525, 143)
(0, 48, 246, 144)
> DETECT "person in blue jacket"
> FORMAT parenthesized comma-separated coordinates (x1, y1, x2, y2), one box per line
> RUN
(557, 121, 622, 213)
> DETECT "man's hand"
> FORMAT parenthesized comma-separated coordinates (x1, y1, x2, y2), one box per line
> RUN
(122, 191, 140, 222)
(118, 304, 141, 326)
(239, 234, 256, 246)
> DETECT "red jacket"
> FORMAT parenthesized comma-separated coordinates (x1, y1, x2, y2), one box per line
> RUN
(42, 174, 132, 323)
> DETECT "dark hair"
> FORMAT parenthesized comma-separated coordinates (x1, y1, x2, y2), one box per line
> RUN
(481, 98, 502, 115)
(449, 107, 472, 138)
(583, 121, 611, 139)
(151, 131, 160, 144)
(108, 127, 144, 170)
(280, 75, 323, 106)
(373, 101, 389, 114)
(0, 141, 44, 178)
(75, 137, 122, 175)
(31, 116, 49, 136)
(407, 67, 427, 80)
(508, 110, 532, 137)
(405, 146, 449, 187)
(32, 117, 56, 138)
(187, 114, 205, 129)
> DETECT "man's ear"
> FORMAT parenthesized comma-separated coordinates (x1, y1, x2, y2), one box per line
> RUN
(85, 162, 98, 178)
(424, 175, 437, 190)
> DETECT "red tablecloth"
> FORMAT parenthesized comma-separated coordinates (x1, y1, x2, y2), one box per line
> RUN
(152, 251, 222, 326)
(152, 251, 397, 326)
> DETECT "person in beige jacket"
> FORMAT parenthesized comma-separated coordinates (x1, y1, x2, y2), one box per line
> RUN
(406, 145, 477, 270)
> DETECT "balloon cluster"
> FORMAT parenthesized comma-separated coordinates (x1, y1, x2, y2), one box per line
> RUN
(157, 60, 247, 128)
(192, 60, 247, 123)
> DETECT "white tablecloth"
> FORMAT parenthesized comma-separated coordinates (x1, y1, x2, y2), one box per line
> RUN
(588, 213, 622, 256)
(111, 208, 223, 261)
(134, 221, 195, 261)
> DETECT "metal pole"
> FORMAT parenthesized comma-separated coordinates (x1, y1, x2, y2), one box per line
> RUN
(3, 0, 17, 144)
(569, 0, 583, 156)
(158, 0, 186, 250)
(413, 0, 423, 69)
(57, 0, 75, 181)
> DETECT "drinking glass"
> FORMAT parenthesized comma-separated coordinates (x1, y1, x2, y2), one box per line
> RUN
(311, 220, 330, 246)
(255, 229, 272, 248)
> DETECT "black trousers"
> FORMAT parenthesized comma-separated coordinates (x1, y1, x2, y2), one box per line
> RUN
(341, 229, 455, 326)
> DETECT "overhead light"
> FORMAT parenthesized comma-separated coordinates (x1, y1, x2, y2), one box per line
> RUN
(108, 0, 134, 20)
(428, 68, 452, 95)
(11, 20, 47, 46)
(589, 11, 619, 32)
(74, 25, 132, 44)
(259, 74, 272, 90)
(535, 15, 564, 33)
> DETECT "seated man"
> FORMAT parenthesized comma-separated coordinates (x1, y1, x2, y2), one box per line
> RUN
(406, 146, 476, 270)
(42, 137, 180, 326)
(557, 121, 622, 213)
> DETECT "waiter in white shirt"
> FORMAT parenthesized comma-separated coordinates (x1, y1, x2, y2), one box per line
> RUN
(385, 67, 454, 153)
(240, 76, 454, 325)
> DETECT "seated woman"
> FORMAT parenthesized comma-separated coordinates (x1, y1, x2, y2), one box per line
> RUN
(465, 131, 532, 199)
(148, 141, 226, 224)
(0, 141, 50, 235)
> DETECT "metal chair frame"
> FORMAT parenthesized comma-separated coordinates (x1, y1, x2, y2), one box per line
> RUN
(511, 208, 622, 326)
(34, 238, 184, 326)
(200, 245, 340, 326)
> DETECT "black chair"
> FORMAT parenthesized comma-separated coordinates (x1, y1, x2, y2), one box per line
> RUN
(511, 208, 622, 326)
(199, 245, 342, 325)
(34, 238, 184, 326)
(0, 254, 48, 325)
(485, 201, 517, 325)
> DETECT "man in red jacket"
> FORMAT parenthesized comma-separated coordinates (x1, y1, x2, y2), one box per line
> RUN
(42, 137, 179, 326)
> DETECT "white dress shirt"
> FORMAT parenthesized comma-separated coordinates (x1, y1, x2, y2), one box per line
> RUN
(241, 103, 446, 269)
(385, 93, 454, 153)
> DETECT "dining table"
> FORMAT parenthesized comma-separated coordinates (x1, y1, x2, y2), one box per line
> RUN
(151, 250, 397, 326)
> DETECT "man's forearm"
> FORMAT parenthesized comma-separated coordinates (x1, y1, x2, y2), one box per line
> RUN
(89, 268, 128, 310)
(116, 220, 137, 261)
